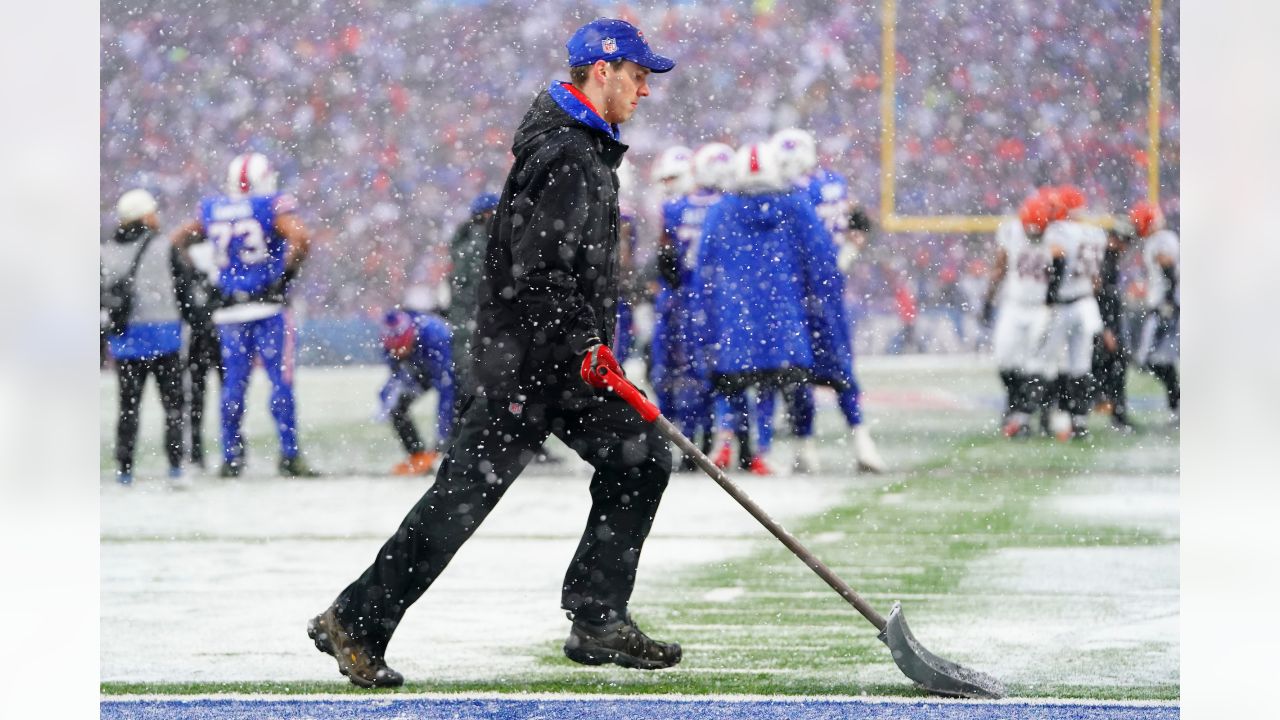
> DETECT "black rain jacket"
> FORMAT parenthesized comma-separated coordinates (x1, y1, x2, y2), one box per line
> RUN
(468, 89, 627, 405)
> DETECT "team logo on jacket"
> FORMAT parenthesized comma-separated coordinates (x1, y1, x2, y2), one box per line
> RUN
(602, 37, 617, 53)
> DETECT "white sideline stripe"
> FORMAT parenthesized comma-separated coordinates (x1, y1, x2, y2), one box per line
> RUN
(103, 692, 1178, 707)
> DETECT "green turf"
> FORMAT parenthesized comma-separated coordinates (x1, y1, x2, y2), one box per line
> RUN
(100, 360, 1178, 699)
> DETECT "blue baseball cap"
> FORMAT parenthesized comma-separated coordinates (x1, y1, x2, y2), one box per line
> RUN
(566, 18, 674, 73)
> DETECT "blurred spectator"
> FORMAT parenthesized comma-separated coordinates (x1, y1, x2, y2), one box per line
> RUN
(447, 191, 499, 403)
(101, 0, 1177, 355)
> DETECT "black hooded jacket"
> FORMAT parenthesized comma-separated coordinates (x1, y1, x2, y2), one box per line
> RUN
(469, 88, 628, 404)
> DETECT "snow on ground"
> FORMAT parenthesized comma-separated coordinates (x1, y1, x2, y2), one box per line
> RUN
(954, 472, 1179, 688)
(100, 358, 1179, 693)
(100, 468, 851, 682)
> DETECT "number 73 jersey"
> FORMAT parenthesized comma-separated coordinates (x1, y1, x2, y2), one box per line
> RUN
(200, 193, 296, 303)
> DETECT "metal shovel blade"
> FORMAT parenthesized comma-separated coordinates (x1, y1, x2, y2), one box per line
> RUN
(877, 602, 1006, 699)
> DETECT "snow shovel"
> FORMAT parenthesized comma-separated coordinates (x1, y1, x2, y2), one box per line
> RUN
(593, 365, 1006, 699)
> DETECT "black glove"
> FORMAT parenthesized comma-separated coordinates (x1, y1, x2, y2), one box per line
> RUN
(657, 243, 681, 289)
(1045, 255, 1066, 305)
(848, 207, 874, 233)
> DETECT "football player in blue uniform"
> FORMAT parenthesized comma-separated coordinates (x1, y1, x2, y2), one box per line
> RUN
(377, 309, 455, 476)
(173, 153, 318, 477)
(649, 143, 727, 470)
(696, 141, 848, 475)
(769, 128, 886, 473)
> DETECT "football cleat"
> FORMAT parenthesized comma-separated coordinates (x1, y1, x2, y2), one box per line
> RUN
(391, 451, 437, 476)
(792, 438, 820, 474)
(852, 425, 886, 473)
(1002, 414, 1031, 439)
(712, 441, 733, 470)
(279, 455, 321, 478)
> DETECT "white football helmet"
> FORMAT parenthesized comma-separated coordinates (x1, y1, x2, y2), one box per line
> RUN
(615, 157, 636, 198)
(771, 127, 818, 182)
(651, 145, 695, 198)
(226, 152, 278, 197)
(692, 142, 736, 191)
(733, 142, 784, 193)
(116, 188, 158, 224)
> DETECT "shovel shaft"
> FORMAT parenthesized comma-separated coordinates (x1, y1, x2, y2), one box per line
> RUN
(593, 366, 887, 630)
(652, 413, 888, 632)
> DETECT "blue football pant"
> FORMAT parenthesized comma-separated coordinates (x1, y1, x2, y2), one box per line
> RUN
(217, 312, 299, 464)
(838, 379, 863, 428)
(754, 379, 864, 453)
(756, 384, 816, 454)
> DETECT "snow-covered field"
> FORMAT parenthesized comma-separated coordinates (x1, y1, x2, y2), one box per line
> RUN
(100, 357, 1178, 699)
(101, 465, 854, 683)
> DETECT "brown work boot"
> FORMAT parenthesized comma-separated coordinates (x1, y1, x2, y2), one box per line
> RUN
(307, 607, 403, 688)
(564, 612, 682, 670)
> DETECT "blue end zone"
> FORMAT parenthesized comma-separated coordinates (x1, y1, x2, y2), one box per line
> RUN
(101, 697, 1179, 720)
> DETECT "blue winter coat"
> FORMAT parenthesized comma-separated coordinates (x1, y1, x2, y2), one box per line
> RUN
(694, 189, 854, 393)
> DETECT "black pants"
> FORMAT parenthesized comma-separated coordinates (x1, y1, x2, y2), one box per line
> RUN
(389, 393, 427, 455)
(1092, 333, 1129, 418)
(116, 352, 185, 475)
(186, 326, 222, 463)
(334, 393, 673, 654)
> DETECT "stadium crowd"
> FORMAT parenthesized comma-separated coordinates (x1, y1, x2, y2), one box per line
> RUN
(101, 0, 1178, 345)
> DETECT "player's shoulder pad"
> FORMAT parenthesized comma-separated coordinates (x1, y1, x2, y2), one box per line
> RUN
(272, 193, 299, 215)
(416, 312, 452, 339)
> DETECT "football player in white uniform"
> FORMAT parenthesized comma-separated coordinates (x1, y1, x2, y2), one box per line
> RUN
(1130, 200, 1179, 423)
(984, 194, 1053, 437)
(1041, 186, 1107, 440)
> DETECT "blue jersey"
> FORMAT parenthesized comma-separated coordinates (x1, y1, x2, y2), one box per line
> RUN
(806, 168, 851, 235)
(662, 190, 719, 289)
(380, 311, 455, 442)
(200, 193, 296, 303)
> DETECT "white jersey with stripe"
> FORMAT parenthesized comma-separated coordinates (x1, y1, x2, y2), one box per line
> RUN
(1142, 229, 1180, 308)
(995, 216, 1051, 306)
(1045, 220, 1106, 302)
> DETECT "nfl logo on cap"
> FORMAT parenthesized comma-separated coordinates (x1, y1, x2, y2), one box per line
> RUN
(601, 37, 617, 53)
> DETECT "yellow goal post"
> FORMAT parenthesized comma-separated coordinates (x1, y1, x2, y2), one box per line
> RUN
(877, 0, 1164, 234)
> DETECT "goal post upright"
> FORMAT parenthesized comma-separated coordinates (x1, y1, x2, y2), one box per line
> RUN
(879, 0, 898, 231)
(1147, 0, 1163, 206)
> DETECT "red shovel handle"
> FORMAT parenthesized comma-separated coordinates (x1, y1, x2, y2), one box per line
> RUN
(595, 366, 661, 422)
